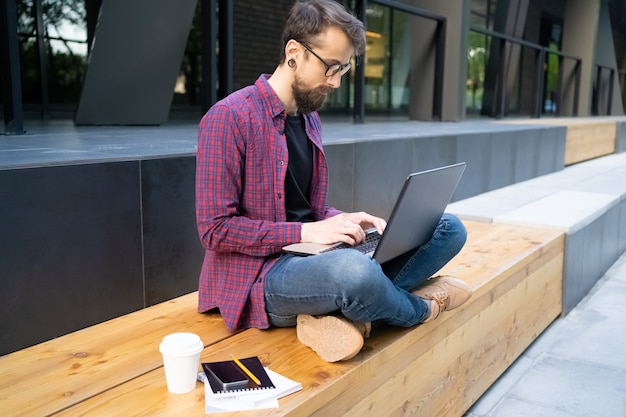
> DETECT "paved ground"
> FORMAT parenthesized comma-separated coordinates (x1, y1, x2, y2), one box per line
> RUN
(464, 250, 626, 417)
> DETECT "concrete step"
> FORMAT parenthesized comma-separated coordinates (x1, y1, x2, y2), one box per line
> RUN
(448, 152, 626, 314)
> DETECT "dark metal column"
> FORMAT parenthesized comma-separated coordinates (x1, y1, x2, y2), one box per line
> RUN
(201, 0, 218, 112)
(607, 67, 615, 115)
(572, 60, 581, 116)
(34, 0, 49, 119)
(533, 48, 545, 117)
(617, 70, 626, 110)
(353, 0, 366, 124)
(556, 54, 564, 116)
(433, 18, 446, 121)
(1, 0, 24, 134)
(218, 0, 233, 99)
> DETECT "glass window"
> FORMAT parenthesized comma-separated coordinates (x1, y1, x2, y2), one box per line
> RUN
(467, 0, 495, 115)
(467, 31, 488, 115)
(322, 3, 413, 118)
(16, 0, 88, 113)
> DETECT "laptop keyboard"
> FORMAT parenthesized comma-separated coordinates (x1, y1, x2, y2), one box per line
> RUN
(320, 231, 381, 255)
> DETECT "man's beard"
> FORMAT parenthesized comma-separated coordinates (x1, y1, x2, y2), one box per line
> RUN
(292, 77, 332, 114)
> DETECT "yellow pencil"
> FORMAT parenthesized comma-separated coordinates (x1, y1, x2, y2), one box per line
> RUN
(231, 354, 261, 385)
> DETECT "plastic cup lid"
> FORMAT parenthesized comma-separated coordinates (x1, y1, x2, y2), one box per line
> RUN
(159, 332, 204, 356)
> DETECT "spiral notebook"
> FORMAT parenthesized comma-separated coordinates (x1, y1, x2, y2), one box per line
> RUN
(198, 366, 302, 412)
(202, 356, 276, 397)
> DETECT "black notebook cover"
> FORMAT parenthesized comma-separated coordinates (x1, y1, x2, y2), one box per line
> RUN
(202, 356, 276, 395)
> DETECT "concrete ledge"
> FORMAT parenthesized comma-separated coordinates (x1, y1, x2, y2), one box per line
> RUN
(323, 120, 566, 217)
(0, 156, 202, 356)
(474, 190, 618, 234)
(497, 117, 626, 166)
(448, 152, 626, 314)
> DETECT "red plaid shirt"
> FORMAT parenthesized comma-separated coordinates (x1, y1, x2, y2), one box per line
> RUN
(196, 75, 341, 330)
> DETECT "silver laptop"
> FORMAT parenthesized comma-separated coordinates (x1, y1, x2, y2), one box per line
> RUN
(282, 162, 466, 264)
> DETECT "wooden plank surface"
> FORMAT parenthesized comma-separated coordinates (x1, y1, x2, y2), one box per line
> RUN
(0, 293, 236, 417)
(342, 253, 563, 417)
(564, 122, 616, 165)
(436, 220, 563, 295)
(50, 221, 565, 417)
(312, 224, 564, 416)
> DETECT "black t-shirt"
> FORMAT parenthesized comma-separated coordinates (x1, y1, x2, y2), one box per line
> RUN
(284, 114, 315, 222)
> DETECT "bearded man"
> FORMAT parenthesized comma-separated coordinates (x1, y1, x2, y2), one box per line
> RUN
(195, 0, 471, 362)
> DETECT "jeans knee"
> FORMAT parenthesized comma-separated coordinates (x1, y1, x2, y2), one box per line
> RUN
(324, 251, 382, 290)
(442, 213, 467, 250)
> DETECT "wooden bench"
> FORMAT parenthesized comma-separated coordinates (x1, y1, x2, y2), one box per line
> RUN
(0, 221, 564, 417)
(0, 294, 237, 417)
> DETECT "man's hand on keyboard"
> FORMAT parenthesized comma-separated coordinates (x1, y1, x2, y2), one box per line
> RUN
(300, 212, 386, 246)
(342, 211, 387, 236)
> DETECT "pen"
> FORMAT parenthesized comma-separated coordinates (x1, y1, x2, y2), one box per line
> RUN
(231, 354, 261, 385)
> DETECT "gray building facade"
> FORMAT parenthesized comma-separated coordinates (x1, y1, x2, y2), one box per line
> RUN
(2, 0, 625, 132)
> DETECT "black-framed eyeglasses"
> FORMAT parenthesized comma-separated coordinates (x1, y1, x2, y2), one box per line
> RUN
(298, 41, 352, 77)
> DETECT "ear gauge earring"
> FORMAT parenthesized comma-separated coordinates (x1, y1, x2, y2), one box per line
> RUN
(288, 58, 296, 68)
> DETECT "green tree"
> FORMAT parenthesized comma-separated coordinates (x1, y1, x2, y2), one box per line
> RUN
(467, 31, 487, 110)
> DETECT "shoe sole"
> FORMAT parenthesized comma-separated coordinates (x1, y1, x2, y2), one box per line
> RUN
(296, 315, 364, 362)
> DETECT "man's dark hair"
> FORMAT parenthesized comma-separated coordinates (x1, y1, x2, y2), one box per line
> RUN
(279, 0, 366, 64)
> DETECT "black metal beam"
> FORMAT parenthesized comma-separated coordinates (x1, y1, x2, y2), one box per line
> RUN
(607, 67, 614, 115)
(201, 0, 218, 112)
(572, 60, 581, 116)
(34, 0, 49, 119)
(533, 48, 545, 117)
(432, 19, 446, 121)
(496, 37, 507, 118)
(372, 0, 445, 23)
(218, 0, 233, 99)
(0, 0, 24, 134)
(556, 55, 564, 116)
(617, 70, 626, 109)
(353, 0, 366, 124)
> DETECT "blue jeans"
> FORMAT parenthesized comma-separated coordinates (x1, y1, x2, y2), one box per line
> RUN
(264, 213, 467, 328)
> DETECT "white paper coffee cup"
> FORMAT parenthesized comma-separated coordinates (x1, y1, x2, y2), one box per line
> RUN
(159, 332, 204, 394)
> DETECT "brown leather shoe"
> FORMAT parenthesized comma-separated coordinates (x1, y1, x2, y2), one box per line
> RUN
(296, 314, 371, 362)
(413, 276, 473, 322)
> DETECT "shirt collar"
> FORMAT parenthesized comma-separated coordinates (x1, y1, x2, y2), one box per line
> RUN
(256, 74, 286, 119)
(256, 74, 319, 141)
